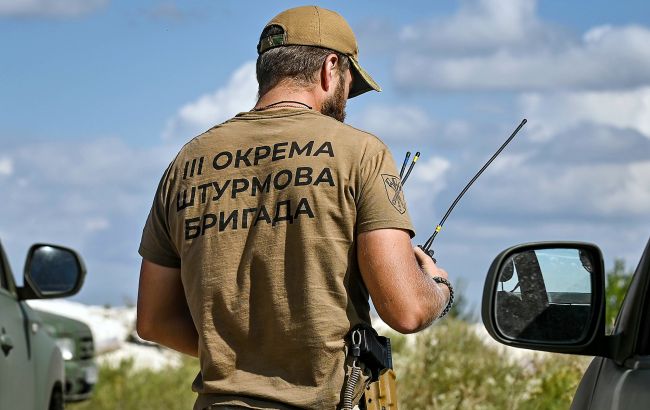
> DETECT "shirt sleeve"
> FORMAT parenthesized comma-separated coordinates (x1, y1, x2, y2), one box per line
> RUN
(356, 146, 416, 238)
(138, 166, 181, 268)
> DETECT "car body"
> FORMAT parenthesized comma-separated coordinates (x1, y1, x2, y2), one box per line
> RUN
(482, 238, 650, 409)
(34, 309, 97, 402)
(0, 241, 86, 410)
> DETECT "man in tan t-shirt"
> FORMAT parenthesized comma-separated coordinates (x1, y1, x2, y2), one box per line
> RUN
(137, 6, 452, 410)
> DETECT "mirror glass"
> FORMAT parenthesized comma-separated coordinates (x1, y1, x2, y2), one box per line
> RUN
(495, 247, 593, 343)
(27, 245, 80, 295)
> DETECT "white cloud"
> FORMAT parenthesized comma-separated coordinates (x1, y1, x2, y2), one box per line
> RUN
(0, 137, 177, 304)
(470, 152, 650, 219)
(601, 161, 650, 215)
(395, 0, 650, 91)
(404, 156, 451, 229)
(488, 153, 531, 173)
(400, 0, 549, 53)
(358, 105, 435, 142)
(520, 87, 650, 141)
(0, 0, 108, 17)
(162, 62, 258, 141)
(412, 156, 451, 185)
(0, 156, 13, 176)
(397, 118, 650, 259)
(84, 217, 110, 233)
(3, 138, 172, 227)
(408, 145, 649, 307)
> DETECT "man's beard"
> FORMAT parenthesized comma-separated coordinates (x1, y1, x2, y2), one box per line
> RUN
(320, 72, 347, 122)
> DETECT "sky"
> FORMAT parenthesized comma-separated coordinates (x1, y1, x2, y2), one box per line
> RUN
(1, 0, 649, 312)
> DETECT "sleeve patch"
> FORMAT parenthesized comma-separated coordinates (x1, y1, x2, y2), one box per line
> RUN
(381, 174, 406, 214)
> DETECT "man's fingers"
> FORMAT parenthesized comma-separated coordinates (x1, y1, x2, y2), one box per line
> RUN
(413, 246, 436, 271)
(413, 245, 430, 264)
(413, 246, 449, 280)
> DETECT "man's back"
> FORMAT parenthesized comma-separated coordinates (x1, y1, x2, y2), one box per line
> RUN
(137, 7, 452, 409)
(139, 107, 414, 408)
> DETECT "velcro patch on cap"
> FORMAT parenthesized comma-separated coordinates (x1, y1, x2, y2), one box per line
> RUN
(258, 33, 287, 54)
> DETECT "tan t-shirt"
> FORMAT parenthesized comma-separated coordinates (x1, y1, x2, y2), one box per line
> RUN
(139, 108, 414, 410)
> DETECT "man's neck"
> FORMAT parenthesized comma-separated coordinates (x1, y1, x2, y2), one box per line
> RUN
(254, 86, 320, 111)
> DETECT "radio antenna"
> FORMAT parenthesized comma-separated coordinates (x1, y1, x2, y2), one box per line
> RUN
(393, 151, 420, 204)
(401, 151, 419, 186)
(420, 119, 527, 259)
(399, 151, 411, 178)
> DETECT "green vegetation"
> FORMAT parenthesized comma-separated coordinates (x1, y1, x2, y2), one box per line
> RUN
(605, 258, 634, 332)
(445, 279, 477, 322)
(391, 319, 590, 410)
(69, 320, 589, 410)
(68, 357, 198, 410)
(72, 257, 635, 409)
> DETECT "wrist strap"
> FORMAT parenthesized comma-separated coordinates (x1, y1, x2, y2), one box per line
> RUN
(432, 277, 454, 319)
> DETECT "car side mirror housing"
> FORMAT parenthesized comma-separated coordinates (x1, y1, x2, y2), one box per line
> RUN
(482, 242, 608, 356)
(19, 244, 86, 300)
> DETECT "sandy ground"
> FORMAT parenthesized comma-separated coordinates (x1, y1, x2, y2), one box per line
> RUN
(27, 299, 181, 370)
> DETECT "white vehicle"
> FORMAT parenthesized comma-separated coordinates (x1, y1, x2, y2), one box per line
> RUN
(0, 241, 86, 410)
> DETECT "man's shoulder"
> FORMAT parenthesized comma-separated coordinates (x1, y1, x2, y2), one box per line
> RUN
(172, 119, 234, 159)
(305, 112, 390, 151)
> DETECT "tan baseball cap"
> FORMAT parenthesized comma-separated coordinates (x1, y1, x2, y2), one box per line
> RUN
(257, 5, 381, 99)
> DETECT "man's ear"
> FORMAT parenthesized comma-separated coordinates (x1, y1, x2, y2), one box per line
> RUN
(320, 54, 339, 93)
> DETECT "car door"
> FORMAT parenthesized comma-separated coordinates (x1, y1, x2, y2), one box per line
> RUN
(0, 244, 36, 410)
(571, 238, 650, 410)
(482, 238, 650, 410)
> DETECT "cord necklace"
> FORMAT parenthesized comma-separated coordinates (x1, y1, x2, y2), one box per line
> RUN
(252, 100, 312, 111)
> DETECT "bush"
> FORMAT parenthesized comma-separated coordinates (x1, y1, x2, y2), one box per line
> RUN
(605, 258, 633, 332)
(68, 357, 198, 410)
(70, 320, 591, 409)
(522, 353, 590, 410)
(389, 319, 590, 410)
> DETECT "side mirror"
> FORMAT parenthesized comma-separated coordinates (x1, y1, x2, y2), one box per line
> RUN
(19, 244, 86, 299)
(482, 242, 607, 355)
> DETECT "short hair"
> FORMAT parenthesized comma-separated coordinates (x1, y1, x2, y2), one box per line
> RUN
(256, 25, 350, 97)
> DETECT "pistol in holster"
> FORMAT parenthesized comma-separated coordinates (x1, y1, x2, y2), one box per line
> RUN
(343, 324, 398, 410)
